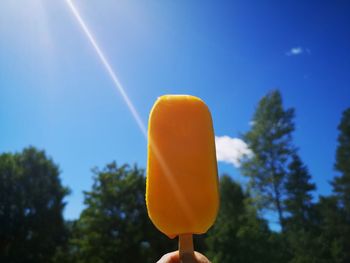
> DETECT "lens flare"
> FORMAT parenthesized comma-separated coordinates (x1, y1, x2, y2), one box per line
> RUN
(65, 0, 195, 226)
(65, 0, 147, 137)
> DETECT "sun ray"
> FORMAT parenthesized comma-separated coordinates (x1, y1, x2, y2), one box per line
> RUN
(64, 0, 195, 226)
(65, 0, 147, 138)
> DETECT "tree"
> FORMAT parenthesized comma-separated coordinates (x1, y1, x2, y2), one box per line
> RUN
(284, 152, 319, 263)
(284, 153, 316, 229)
(287, 108, 350, 263)
(313, 107, 350, 263)
(206, 175, 283, 263)
(311, 196, 350, 263)
(332, 108, 350, 217)
(241, 90, 295, 230)
(71, 162, 175, 263)
(282, 153, 320, 263)
(0, 147, 69, 263)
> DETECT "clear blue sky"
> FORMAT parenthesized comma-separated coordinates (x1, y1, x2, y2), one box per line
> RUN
(1, 0, 349, 220)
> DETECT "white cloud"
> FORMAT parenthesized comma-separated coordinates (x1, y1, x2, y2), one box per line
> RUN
(249, 121, 255, 126)
(286, 46, 310, 56)
(215, 136, 253, 168)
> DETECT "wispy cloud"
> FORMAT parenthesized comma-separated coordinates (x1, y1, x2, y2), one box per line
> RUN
(249, 121, 255, 126)
(286, 46, 310, 56)
(215, 136, 253, 168)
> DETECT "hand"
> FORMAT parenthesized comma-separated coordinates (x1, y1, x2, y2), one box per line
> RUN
(157, 251, 210, 263)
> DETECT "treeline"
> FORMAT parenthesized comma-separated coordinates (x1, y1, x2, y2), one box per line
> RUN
(1, 90, 349, 263)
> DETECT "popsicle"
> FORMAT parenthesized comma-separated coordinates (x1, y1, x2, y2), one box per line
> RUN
(146, 95, 219, 261)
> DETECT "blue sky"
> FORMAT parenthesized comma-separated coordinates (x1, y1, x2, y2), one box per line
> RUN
(1, 0, 349, 221)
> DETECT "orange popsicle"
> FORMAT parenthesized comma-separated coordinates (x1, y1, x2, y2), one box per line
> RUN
(146, 95, 219, 240)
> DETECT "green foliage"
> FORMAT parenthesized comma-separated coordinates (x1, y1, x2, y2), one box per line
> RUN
(0, 147, 69, 263)
(332, 108, 350, 215)
(2, 100, 350, 263)
(69, 162, 175, 263)
(282, 153, 320, 262)
(206, 175, 281, 263)
(284, 153, 316, 229)
(317, 107, 350, 263)
(310, 196, 350, 263)
(241, 90, 295, 229)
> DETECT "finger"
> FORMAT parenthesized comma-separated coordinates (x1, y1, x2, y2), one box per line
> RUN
(157, 251, 179, 263)
(157, 251, 210, 263)
(194, 252, 211, 263)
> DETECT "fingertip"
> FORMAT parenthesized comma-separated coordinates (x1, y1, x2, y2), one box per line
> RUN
(157, 251, 179, 263)
(168, 251, 180, 262)
(194, 251, 211, 263)
(157, 251, 210, 263)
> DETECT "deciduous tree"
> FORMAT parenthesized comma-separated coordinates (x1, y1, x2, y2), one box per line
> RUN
(0, 147, 69, 263)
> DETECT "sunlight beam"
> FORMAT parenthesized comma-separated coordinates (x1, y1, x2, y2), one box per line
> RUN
(65, 0, 147, 137)
(65, 0, 195, 226)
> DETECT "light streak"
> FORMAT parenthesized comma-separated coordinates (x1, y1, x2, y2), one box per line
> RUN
(65, 0, 147, 137)
(65, 0, 195, 227)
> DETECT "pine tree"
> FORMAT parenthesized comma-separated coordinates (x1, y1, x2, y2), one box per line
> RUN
(284, 153, 316, 229)
(332, 108, 350, 217)
(317, 107, 350, 263)
(241, 90, 295, 230)
(283, 154, 320, 263)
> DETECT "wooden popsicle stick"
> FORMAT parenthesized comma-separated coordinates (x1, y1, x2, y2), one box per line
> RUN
(179, 234, 196, 263)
